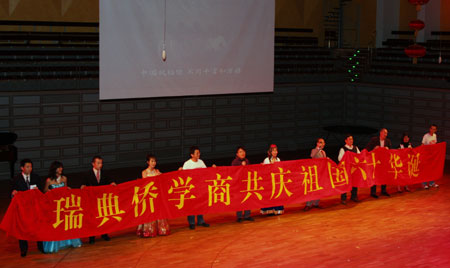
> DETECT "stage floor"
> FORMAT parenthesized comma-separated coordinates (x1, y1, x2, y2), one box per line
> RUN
(1, 175, 449, 267)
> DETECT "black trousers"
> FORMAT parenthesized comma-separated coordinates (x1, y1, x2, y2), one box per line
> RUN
(19, 240, 43, 253)
(89, 234, 109, 241)
(341, 187, 358, 201)
(371, 184, 387, 195)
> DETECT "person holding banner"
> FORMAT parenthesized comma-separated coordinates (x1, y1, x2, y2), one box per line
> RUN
(422, 124, 439, 189)
(11, 159, 44, 257)
(398, 133, 412, 193)
(304, 138, 326, 211)
(182, 146, 210, 230)
(42, 161, 82, 253)
(81, 155, 117, 244)
(138, 154, 170, 237)
(232, 146, 255, 222)
(338, 135, 360, 204)
(366, 128, 391, 198)
(261, 144, 284, 215)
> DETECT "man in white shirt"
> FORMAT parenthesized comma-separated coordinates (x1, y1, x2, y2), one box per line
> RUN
(182, 146, 210, 229)
(422, 124, 439, 189)
(338, 135, 361, 204)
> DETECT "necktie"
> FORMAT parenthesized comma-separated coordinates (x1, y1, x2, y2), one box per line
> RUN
(96, 171, 100, 184)
(25, 175, 30, 190)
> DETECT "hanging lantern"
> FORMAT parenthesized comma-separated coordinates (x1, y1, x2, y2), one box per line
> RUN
(405, 0, 429, 62)
(409, 19, 425, 37)
(405, 44, 426, 64)
(408, 0, 430, 4)
(409, 19, 425, 31)
(408, 0, 430, 11)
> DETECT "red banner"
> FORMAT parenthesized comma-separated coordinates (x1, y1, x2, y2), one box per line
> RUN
(1, 143, 446, 241)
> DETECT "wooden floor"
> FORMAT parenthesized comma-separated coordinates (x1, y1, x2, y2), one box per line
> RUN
(1, 174, 449, 268)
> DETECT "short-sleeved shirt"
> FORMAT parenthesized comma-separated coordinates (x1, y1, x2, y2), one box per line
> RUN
(263, 157, 280, 164)
(182, 159, 207, 170)
(422, 133, 437, 145)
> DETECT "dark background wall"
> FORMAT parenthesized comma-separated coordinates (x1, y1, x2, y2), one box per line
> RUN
(1, 81, 449, 179)
(344, 84, 450, 149)
(0, 83, 347, 177)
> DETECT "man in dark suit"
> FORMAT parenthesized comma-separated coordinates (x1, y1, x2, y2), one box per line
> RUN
(81, 155, 116, 244)
(11, 159, 44, 257)
(365, 128, 391, 198)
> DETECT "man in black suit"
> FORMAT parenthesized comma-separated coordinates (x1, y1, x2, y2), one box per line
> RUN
(365, 128, 391, 198)
(11, 159, 44, 257)
(81, 155, 116, 244)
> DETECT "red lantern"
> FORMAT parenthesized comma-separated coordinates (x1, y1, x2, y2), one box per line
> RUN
(409, 19, 425, 31)
(405, 44, 426, 64)
(408, 0, 430, 5)
(405, 44, 426, 58)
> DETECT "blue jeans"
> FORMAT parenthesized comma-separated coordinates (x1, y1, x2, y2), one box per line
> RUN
(306, 199, 320, 207)
(187, 215, 205, 225)
(422, 181, 435, 186)
(236, 210, 251, 219)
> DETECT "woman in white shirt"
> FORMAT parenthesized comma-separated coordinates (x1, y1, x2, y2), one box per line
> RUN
(261, 144, 283, 215)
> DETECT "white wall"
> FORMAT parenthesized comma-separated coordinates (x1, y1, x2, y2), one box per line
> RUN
(417, 0, 441, 43)
(376, 0, 400, 47)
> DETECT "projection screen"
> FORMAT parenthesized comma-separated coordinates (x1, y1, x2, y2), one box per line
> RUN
(99, 0, 274, 100)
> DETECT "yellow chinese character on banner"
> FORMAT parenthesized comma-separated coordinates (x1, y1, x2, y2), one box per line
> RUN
(270, 167, 293, 199)
(327, 162, 349, 188)
(132, 181, 158, 217)
(351, 157, 368, 181)
(168, 177, 196, 209)
(301, 165, 323, 195)
(205, 174, 233, 206)
(407, 153, 420, 178)
(388, 153, 403, 179)
(53, 194, 83, 231)
(367, 153, 381, 179)
(96, 193, 125, 227)
(240, 171, 264, 203)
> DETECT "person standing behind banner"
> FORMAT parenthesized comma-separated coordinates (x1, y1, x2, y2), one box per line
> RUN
(11, 159, 44, 257)
(421, 124, 439, 189)
(261, 144, 284, 215)
(304, 138, 326, 211)
(138, 154, 170, 237)
(398, 133, 412, 193)
(366, 128, 391, 198)
(80, 155, 117, 244)
(42, 161, 82, 253)
(338, 135, 361, 204)
(232, 146, 255, 222)
(181, 146, 210, 230)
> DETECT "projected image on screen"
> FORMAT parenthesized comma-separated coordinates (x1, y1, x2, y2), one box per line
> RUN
(100, 0, 274, 100)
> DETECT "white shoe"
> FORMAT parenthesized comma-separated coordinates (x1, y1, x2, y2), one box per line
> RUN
(431, 183, 439, 188)
(424, 185, 429, 189)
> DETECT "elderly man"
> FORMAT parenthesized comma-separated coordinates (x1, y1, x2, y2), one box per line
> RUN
(366, 128, 391, 198)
